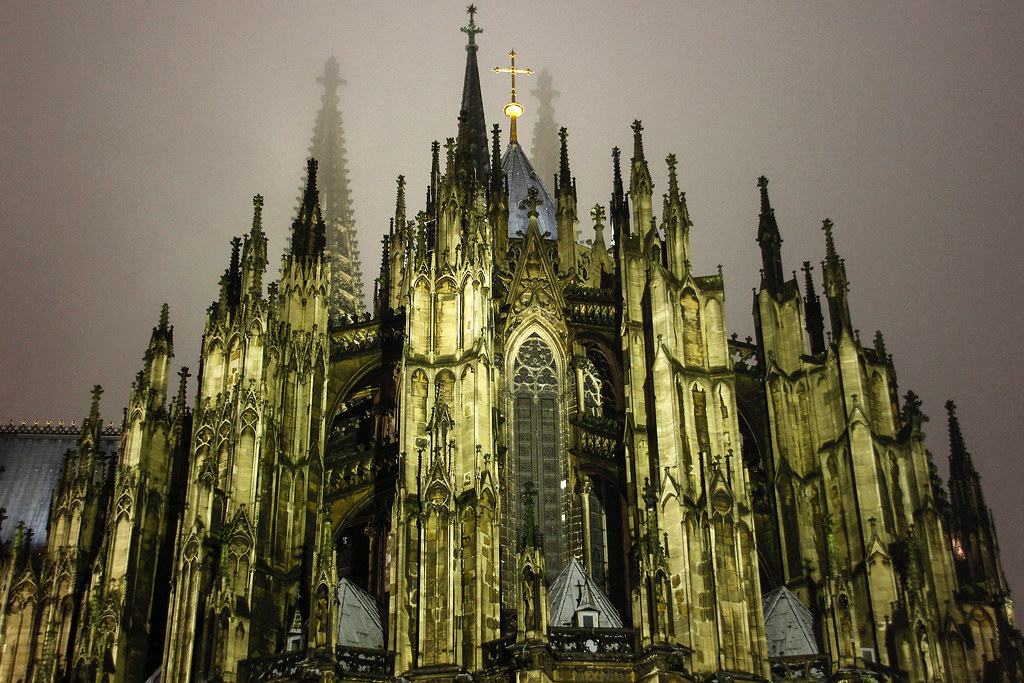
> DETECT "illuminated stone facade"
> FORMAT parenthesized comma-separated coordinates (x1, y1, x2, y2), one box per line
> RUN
(1, 15, 1021, 683)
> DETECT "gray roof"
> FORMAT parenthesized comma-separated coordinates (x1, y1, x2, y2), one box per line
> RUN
(0, 429, 119, 548)
(502, 141, 557, 238)
(548, 557, 622, 628)
(337, 577, 385, 648)
(762, 586, 820, 657)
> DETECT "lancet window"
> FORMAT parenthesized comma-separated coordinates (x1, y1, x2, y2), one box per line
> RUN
(504, 332, 567, 589)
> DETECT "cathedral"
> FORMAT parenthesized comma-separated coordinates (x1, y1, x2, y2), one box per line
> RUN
(1, 11, 1021, 683)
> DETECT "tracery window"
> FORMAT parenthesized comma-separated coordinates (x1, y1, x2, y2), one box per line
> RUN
(506, 332, 566, 588)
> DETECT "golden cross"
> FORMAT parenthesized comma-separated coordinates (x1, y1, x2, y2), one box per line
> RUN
(493, 50, 533, 142)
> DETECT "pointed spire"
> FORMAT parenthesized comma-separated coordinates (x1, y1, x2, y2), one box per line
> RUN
(610, 147, 629, 238)
(821, 219, 852, 338)
(557, 127, 571, 194)
(307, 57, 363, 318)
(290, 159, 327, 261)
(242, 194, 268, 295)
(802, 261, 826, 354)
(628, 121, 654, 235)
(946, 401, 978, 479)
(394, 175, 406, 232)
(89, 384, 103, 425)
(756, 176, 786, 294)
(666, 154, 681, 206)
(459, 6, 489, 181)
(489, 123, 504, 195)
(628, 120, 652, 194)
(427, 140, 441, 219)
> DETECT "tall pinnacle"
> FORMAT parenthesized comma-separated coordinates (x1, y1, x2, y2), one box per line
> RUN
(756, 176, 785, 293)
(821, 219, 851, 337)
(290, 159, 327, 261)
(459, 5, 489, 180)
(306, 56, 363, 319)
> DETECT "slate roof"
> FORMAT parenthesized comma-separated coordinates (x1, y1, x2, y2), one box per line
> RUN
(762, 586, 821, 657)
(548, 557, 622, 628)
(502, 141, 557, 238)
(337, 577, 385, 648)
(0, 428, 119, 548)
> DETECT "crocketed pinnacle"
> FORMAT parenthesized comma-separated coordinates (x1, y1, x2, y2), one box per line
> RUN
(946, 400, 978, 480)
(489, 123, 504, 196)
(610, 147, 629, 235)
(757, 176, 785, 293)
(459, 6, 489, 181)
(306, 57, 363, 318)
(290, 158, 327, 261)
(394, 175, 407, 232)
(802, 261, 826, 354)
(557, 127, 571, 193)
(821, 218, 852, 337)
(628, 120, 652, 196)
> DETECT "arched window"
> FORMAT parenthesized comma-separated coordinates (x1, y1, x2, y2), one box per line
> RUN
(507, 332, 566, 586)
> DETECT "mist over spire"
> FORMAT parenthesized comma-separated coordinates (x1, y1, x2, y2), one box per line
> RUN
(529, 69, 559, 187)
(305, 56, 364, 320)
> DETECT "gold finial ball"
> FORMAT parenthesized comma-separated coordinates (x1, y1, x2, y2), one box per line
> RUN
(504, 101, 524, 119)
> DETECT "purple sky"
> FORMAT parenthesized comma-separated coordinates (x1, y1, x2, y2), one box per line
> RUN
(2, 3, 1021, 599)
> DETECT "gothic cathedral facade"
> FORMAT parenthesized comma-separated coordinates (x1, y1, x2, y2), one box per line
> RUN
(1, 15, 1020, 683)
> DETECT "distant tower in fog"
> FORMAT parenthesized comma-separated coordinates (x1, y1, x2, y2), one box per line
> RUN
(305, 56, 364, 320)
(529, 68, 559, 188)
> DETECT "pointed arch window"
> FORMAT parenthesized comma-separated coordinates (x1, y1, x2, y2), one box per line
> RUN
(505, 332, 566, 589)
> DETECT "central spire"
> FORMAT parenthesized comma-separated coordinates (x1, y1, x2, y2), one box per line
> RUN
(459, 5, 489, 180)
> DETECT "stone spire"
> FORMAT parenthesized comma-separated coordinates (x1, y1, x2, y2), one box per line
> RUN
(610, 147, 629, 240)
(290, 159, 327, 261)
(821, 218, 851, 338)
(801, 261, 826, 354)
(756, 176, 785, 294)
(946, 400, 1009, 597)
(946, 400, 981, 509)
(628, 120, 654, 236)
(306, 56, 363, 320)
(459, 5, 489, 181)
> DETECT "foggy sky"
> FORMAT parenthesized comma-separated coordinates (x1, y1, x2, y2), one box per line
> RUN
(2, 2, 1022, 600)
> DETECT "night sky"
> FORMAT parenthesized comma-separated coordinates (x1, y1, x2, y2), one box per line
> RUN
(2, 3, 1021, 600)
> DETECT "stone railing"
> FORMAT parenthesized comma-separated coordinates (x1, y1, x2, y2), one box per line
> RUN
(769, 654, 830, 681)
(482, 634, 515, 668)
(0, 420, 120, 436)
(335, 645, 393, 676)
(548, 627, 635, 657)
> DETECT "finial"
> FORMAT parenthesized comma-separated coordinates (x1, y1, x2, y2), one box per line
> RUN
(591, 204, 606, 226)
(159, 302, 169, 330)
(251, 194, 264, 235)
(520, 186, 543, 217)
(631, 119, 645, 161)
(493, 50, 533, 143)
(461, 5, 483, 49)
(89, 385, 103, 423)
(757, 175, 772, 214)
(317, 56, 345, 99)
(666, 154, 680, 203)
(177, 366, 190, 404)
(822, 218, 836, 257)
